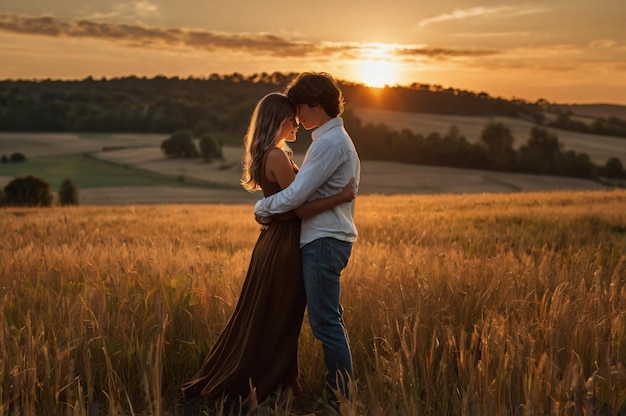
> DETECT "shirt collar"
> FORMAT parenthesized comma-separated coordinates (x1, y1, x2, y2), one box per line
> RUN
(311, 117, 343, 141)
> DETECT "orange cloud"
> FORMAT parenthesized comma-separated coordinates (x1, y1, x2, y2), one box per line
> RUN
(0, 14, 501, 61)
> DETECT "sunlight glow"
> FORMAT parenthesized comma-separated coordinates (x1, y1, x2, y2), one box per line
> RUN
(355, 43, 399, 88)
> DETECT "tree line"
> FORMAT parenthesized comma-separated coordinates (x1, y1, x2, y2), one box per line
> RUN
(2, 74, 625, 142)
(343, 114, 624, 181)
(0, 74, 284, 140)
(345, 84, 626, 138)
(0, 73, 624, 205)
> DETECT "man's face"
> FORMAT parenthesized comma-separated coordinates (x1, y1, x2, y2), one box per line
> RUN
(296, 104, 319, 130)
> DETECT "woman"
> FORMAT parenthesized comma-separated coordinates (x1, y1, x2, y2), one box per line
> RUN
(180, 93, 356, 406)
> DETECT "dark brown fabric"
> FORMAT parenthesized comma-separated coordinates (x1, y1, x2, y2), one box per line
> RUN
(181, 149, 305, 403)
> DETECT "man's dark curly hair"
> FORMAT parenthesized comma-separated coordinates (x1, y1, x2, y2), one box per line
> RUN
(284, 72, 344, 117)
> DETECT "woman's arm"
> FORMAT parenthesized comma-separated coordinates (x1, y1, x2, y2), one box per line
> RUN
(293, 178, 356, 219)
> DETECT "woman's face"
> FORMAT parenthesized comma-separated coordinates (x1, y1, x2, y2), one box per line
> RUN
(278, 114, 299, 143)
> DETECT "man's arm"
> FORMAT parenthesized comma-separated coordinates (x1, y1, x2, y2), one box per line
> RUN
(294, 177, 356, 219)
(254, 142, 338, 216)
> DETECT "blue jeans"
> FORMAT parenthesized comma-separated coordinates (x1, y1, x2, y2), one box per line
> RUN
(301, 237, 353, 401)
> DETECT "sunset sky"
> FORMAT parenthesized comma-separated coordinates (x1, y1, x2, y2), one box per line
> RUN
(1, 0, 625, 105)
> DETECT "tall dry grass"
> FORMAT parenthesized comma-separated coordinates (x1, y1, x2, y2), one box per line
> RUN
(1, 190, 625, 415)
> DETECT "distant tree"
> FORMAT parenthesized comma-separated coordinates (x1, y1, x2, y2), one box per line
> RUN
(199, 134, 223, 162)
(605, 157, 624, 178)
(160, 130, 199, 158)
(58, 179, 79, 206)
(4, 175, 53, 207)
(590, 116, 626, 137)
(558, 151, 596, 179)
(442, 125, 489, 169)
(551, 113, 589, 133)
(1, 155, 7, 163)
(480, 122, 516, 171)
(517, 127, 562, 174)
(445, 125, 462, 141)
(10, 152, 26, 162)
(528, 127, 562, 158)
(423, 132, 446, 165)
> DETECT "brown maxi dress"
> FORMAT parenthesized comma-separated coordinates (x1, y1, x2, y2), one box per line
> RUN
(181, 150, 306, 403)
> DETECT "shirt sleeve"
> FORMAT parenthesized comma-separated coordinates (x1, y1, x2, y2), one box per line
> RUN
(254, 139, 340, 215)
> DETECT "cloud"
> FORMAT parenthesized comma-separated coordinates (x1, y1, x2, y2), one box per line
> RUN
(0, 14, 501, 61)
(0, 14, 311, 55)
(419, 6, 549, 27)
(588, 39, 617, 49)
(0, 14, 312, 55)
(82, 1, 160, 22)
(398, 46, 501, 59)
(133, 1, 159, 17)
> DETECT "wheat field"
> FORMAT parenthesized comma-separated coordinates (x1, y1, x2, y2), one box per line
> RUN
(1, 190, 626, 415)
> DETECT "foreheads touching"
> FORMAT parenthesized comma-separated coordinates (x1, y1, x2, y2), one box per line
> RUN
(285, 72, 344, 118)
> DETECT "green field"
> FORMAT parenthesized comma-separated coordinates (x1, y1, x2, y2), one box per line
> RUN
(0, 153, 179, 189)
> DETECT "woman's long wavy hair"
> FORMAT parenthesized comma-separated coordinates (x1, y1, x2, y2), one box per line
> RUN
(241, 93, 295, 192)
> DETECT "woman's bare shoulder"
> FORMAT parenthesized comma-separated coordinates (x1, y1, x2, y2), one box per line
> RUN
(265, 147, 290, 164)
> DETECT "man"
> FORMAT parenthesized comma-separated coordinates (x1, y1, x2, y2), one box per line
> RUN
(254, 72, 360, 409)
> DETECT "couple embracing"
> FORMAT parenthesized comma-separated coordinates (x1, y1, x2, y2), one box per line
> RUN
(181, 72, 360, 412)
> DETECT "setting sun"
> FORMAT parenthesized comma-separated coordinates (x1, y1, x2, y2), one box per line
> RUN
(355, 43, 399, 88)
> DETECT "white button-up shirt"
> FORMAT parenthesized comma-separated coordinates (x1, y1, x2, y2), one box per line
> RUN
(254, 117, 360, 247)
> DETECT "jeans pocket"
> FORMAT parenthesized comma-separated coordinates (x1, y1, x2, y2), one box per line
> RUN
(326, 240, 352, 275)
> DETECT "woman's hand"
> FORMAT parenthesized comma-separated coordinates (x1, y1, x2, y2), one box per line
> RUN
(340, 177, 358, 203)
(255, 213, 273, 225)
